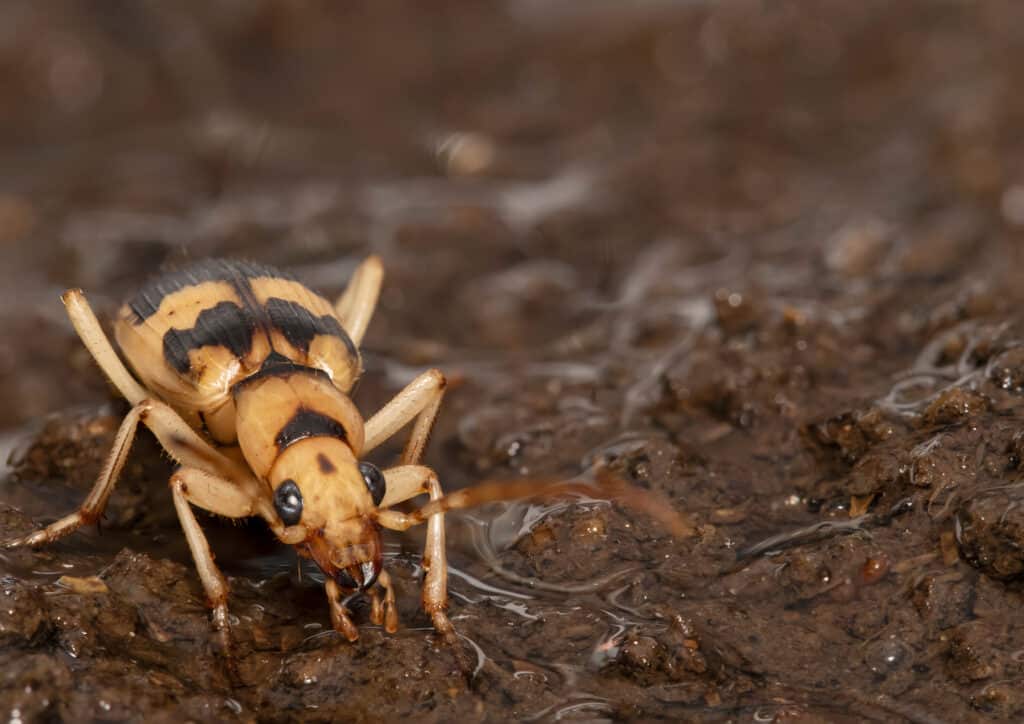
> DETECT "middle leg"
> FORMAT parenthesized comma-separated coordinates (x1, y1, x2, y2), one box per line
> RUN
(5, 397, 256, 549)
(378, 464, 453, 638)
(362, 368, 445, 462)
(4, 403, 145, 548)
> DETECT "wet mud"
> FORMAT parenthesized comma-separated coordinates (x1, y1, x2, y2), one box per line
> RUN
(3, 1, 1024, 722)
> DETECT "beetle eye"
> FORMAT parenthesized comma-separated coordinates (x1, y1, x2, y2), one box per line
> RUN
(274, 479, 303, 526)
(358, 462, 386, 506)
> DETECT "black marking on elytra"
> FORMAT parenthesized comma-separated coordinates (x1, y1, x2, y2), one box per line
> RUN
(163, 301, 255, 374)
(275, 407, 348, 452)
(260, 351, 293, 370)
(231, 358, 333, 396)
(316, 453, 337, 474)
(265, 297, 357, 358)
(128, 259, 295, 323)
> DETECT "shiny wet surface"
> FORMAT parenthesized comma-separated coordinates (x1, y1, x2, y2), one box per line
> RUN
(3, 2, 1024, 722)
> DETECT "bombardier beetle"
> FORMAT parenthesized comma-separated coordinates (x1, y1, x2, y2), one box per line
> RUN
(4, 257, 691, 641)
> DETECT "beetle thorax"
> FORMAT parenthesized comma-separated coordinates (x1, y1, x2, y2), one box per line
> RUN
(232, 367, 365, 481)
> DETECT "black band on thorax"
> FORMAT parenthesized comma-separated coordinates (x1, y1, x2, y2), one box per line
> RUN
(275, 407, 348, 453)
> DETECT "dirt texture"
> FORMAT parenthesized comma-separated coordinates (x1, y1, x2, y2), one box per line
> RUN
(3, 1, 1024, 722)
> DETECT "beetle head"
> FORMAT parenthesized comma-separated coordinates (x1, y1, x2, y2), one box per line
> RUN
(267, 437, 386, 590)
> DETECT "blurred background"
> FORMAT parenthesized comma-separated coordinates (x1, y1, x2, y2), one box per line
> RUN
(3, 0, 1021, 432)
(3, 2, 1024, 720)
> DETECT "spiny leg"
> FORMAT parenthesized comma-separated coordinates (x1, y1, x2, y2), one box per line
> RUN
(334, 255, 383, 347)
(362, 368, 446, 460)
(63, 289, 147, 405)
(4, 398, 259, 548)
(170, 466, 261, 630)
(3, 404, 144, 547)
(379, 464, 453, 638)
(136, 399, 256, 485)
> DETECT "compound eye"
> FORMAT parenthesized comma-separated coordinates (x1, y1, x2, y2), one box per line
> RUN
(358, 462, 386, 506)
(274, 479, 303, 526)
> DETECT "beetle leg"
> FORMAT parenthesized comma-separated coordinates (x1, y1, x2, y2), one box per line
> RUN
(3, 403, 146, 548)
(334, 255, 383, 347)
(377, 464, 453, 638)
(136, 399, 258, 491)
(362, 368, 445, 461)
(361, 370, 455, 636)
(4, 398, 261, 549)
(420, 472, 453, 638)
(378, 464, 433, 508)
(324, 578, 360, 641)
(62, 289, 148, 405)
(382, 472, 696, 539)
(170, 466, 260, 630)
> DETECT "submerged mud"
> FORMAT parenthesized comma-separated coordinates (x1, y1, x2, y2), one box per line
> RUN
(3, 1, 1024, 721)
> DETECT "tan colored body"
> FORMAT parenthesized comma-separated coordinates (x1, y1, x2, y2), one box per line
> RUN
(4, 257, 458, 640)
(114, 263, 361, 443)
(3, 256, 692, 644)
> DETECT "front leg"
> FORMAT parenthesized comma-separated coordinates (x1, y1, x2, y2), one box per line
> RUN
(378, 464, 453, 638)
(362, 371, 452, 637)
(170, 466, 263, 631)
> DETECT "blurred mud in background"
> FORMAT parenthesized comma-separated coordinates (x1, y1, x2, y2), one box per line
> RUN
(2, 1, 1024, 721)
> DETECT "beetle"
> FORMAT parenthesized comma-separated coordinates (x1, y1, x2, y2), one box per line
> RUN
(3, 257, 692, 641)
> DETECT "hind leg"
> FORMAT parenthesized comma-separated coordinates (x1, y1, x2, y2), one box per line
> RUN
(62, 289, 148, 404)
(334, 255, 383, 347)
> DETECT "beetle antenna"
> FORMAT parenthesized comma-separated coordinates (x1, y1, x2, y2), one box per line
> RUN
(400, 469, 695, 539)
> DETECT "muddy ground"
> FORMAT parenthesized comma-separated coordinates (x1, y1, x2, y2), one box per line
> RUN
(2, 2, 1024, 722)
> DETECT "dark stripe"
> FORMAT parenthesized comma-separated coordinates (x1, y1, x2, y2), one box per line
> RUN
(260, 351, 294, 370)
(163, 301, 255, 374)
(231, 358, 333, 395)
(275, 407, 348, 452)
(316, 453, 337, 474)
(264, 297, 357, 358)
(128, 259, 295, 323)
